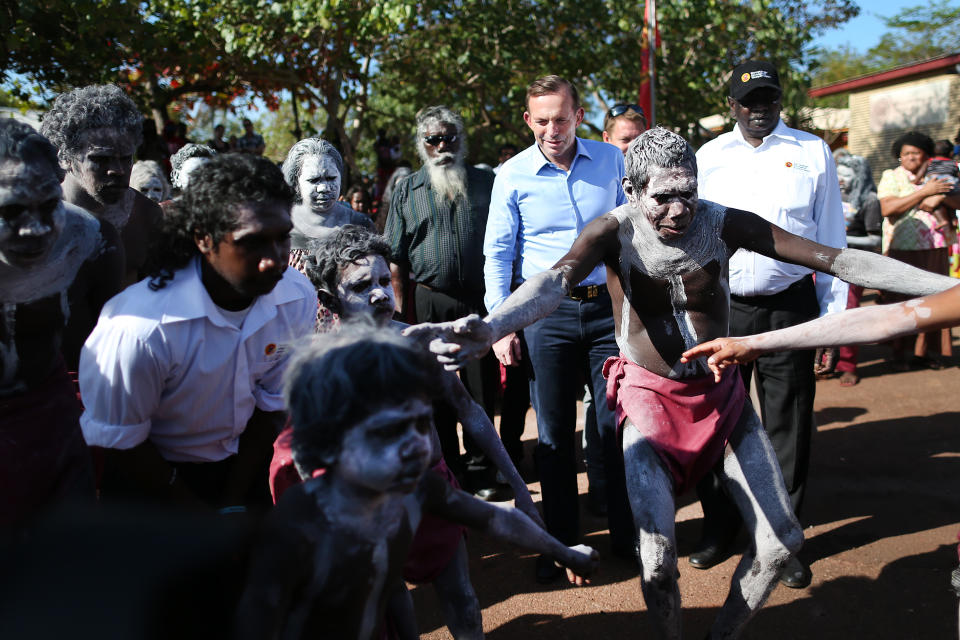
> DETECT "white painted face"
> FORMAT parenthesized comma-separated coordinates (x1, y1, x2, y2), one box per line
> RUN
(137, 176, 166, 202)
(0, 159, 65, 268)
(72, 127, 136, 205)
(836, 164, 855, 195)
(298, 154, 342, 215)
(176, 156, 208, 191)
(626, 164, 699, 240)
(335, 255, 396, 325)
(336, 398, 434, 494)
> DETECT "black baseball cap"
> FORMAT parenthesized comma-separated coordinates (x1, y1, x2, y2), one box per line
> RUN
(729, 60, 781, 102)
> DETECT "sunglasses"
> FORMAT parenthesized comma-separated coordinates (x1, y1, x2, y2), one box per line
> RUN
(607, 104, 646, 119)
(423, 134, 458, 147)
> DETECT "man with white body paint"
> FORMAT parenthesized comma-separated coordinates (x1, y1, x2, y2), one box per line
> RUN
(130, 160, 171, 203)
(41, 85, 162, 289)
(0, 119, 122, 526)
(168, 142, 215, 197)
(408, 127, 956, 638)
(385, 106, 500, 491)
(692, 60, 846, 588)
(238, 328, 597, 640)
(269, 225, 542, 639)
(282, 137, 375, 256)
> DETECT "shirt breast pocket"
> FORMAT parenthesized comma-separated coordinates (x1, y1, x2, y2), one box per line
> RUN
(781, 171, 816, 219)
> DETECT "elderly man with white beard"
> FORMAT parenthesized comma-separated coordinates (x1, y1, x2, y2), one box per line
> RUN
(385, 106, 500, 493)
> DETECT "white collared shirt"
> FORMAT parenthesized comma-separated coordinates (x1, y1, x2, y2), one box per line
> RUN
(79, 258, 317, 462)
(697, 119, 848, 316)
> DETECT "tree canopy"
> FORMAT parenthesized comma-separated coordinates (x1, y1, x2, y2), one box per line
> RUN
(4, 0, 860, 169)
(811, 0, 960, 107)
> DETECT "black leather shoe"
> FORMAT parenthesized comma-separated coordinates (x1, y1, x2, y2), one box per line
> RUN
(688, 537, 733, 570)
(535, 554, 563, 583)
(779, 555, 812, 588)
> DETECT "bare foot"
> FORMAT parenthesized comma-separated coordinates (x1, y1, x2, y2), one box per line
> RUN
(839, 370, 858, 387)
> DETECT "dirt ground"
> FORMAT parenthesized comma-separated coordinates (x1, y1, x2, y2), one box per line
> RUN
(413, 322, 960, 639)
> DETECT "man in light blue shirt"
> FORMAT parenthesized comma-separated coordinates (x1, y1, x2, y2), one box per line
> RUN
(483, 75, 634, 581)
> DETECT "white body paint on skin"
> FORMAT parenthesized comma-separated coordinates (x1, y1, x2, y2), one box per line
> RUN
(831, 248, 956, 296)
(359, 538, 389, 640)
(0, 203, 100, 304)
(98, 189, 135, 231)
(612, 201, 730, 376)
(298, 154, 342, 216)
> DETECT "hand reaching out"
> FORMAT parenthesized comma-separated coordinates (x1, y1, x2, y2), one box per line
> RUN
(680, 338, 762, 382)
(402, 314, 495, 370)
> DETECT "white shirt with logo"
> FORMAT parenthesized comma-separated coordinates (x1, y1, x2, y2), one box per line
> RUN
(79, 258, 317, 462)
(696, 119, 848, 316)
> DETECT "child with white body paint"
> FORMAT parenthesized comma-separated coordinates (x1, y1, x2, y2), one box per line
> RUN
(408, 127, 957, 639)
(267, 224, 544, 639)
(239, 328, 598, 640)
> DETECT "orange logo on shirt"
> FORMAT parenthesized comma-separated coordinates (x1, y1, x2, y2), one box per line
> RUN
(785, 162, 793, 168)
(265, 343, 277, 356)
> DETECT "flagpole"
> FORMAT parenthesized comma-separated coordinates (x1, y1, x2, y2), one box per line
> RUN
(648, 0, 657, 126)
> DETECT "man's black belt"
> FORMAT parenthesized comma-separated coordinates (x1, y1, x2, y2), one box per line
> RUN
(568, 284, 607, 301)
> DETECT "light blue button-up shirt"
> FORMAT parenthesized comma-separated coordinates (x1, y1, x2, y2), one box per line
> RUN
(483, 137, 626, 311)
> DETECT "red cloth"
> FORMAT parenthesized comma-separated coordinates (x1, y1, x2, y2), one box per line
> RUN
(269, 428, 465, 583)
(0, 363, 93, 526)
(603, 354, 746, 495)
(402, 458, 466, 583)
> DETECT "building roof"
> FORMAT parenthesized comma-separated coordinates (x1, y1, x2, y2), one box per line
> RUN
(808, 52, 960, 98)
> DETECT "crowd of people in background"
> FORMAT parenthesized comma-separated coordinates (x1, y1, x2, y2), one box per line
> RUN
(3, 58, 960, 640)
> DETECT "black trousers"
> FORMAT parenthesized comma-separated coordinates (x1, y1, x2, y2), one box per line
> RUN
(697, 275, 818, 537)
(414, 284, 499, 468)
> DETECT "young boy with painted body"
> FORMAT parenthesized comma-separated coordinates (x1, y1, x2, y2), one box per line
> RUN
(269, 224, 542, 639)
(239, 329, 598, 640)
(409, 127, 956, 639)
(0, 119, 122, 526)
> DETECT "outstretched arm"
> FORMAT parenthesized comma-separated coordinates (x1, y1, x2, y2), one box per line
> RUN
(405, 214, 620, 369)
(724, 209, 956, 297)
(420, 472, 598, 585)
(442, 371, 544, 528)
(682, 284, 960, 381)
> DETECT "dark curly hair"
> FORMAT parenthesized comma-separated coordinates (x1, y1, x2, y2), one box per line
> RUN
(284, 326, 441, 476)
(891, 131, 934, 160)
(39, 85, 143, 165)
(0, 119, 65, 182)
(146, 153, 294, 290)
(303, 224, 392, 301)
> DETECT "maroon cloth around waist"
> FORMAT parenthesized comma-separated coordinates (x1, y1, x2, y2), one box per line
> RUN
(603, 354, 746, 495)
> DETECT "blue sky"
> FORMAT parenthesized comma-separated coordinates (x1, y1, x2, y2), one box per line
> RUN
(812, 0, 927, 52)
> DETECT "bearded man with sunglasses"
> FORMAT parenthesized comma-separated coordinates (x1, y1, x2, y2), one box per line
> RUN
(385, 105, 500, 489)
(691, 60, 847, 589)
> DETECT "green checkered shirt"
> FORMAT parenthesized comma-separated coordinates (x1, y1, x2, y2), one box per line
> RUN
(385, 165, 494, 295)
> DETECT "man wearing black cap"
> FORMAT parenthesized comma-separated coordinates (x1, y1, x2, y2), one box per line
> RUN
(692, 60, 847, 588)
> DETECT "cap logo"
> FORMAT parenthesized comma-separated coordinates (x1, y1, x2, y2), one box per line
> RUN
(785, 162, 793, 168)
(265, 343, 277, 356)
(741, 72, 751, 82)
